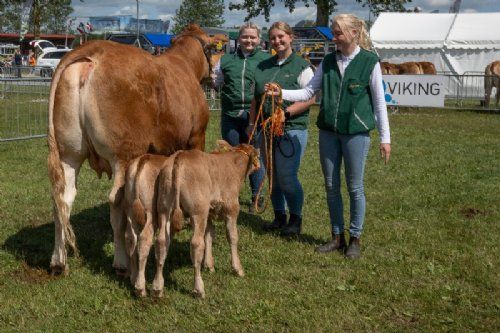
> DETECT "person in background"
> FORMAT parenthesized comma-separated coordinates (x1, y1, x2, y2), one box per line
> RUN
(251, 21, 316, 236)
(14, 49, 22, 78)
(212, 22, 269, 213)
(266, 14, 391, 258)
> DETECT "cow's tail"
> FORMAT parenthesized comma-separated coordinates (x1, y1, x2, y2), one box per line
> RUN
(171, 154, 184, 233)
(47, 52, 93, 254)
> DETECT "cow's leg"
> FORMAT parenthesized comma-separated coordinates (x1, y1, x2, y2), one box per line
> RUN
(49, 157, 81, 275)
(225, 206, 244, 277)
(190, 213, 208, 298)
(134, 212, 154, 297)
(203, 219, 215, 272)
(109, 162, 128, 274)
(152, 213, 171, 298)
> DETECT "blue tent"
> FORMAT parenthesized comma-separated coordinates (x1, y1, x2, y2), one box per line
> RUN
(315, 26, 333, 40)
(144, 33, 174, 47)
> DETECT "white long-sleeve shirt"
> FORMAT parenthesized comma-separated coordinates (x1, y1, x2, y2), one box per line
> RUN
(281, 46, 390, 143)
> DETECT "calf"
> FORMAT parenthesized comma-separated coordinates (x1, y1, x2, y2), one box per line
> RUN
(156, 140, 260, 298)
(124, 153, 180, 297)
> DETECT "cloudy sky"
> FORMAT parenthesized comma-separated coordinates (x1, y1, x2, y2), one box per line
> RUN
(71, 0, 500, 30)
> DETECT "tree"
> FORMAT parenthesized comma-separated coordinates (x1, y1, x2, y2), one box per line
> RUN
(172, 0, 225, 34)
(229, 0, 413, 27)
(0, 0, 73, 36)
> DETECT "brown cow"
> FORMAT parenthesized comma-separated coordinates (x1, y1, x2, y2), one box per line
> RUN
(485, 60, 500, 108)
(47, 24, 227, 275)
(419, 61, 437, 75)
(153, 141, 260, 298)
(397, 62, 423, 74)
(381, 61, 400, 75)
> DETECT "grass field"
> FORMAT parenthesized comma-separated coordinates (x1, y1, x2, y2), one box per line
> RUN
(0, 107, 499, 332)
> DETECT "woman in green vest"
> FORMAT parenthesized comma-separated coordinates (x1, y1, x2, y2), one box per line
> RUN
(212, 23, 269, 212)
(250, 22, 316, 236)
(266, 14, 391, 258)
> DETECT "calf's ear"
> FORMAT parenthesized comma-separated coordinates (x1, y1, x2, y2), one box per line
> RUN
(216, 139, 232, 152)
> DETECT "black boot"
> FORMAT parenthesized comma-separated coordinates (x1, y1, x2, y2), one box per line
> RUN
(345, 236, 361, 259)
(315, 232, 346, 253)
(280, 214, 302, 236)
(262, 211, 287, 232)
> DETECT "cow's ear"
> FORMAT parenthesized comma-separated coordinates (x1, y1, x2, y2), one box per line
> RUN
(216, 139, 232, 152)
(210, 34, 229, 49)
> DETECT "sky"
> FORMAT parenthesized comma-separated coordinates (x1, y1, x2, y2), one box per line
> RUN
(70, 0, 500, 31)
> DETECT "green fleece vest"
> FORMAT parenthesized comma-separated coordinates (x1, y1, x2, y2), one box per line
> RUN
(254, 54, 312, 130)
(317, 49, 379, 134)
(220, 48, 269, 118)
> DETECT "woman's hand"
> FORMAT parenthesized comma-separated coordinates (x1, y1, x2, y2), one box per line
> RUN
(380, 143, 391, 164)
(264, 82, 280, 96)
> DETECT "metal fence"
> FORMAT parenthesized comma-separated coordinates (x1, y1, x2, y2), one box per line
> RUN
(0, 78, 221, 142)
(441, 72, 499, 111)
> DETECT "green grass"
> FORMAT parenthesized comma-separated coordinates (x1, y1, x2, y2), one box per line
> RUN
(0, 107, 499, 332)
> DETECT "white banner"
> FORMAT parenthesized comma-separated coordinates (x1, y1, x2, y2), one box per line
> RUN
(382, 75, 446, 107)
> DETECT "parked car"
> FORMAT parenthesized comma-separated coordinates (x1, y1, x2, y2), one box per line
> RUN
(36, 48, 72, 77)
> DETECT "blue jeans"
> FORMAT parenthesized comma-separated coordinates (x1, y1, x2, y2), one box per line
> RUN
(319, 130, 371, 238)
(266, 129, 308, 216)
(221, 114, 265, 197)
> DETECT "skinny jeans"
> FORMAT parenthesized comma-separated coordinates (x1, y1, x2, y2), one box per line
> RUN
(220, 113, 265, 197)
(319, 129, 370, 238)
(266, 129, 308, 216)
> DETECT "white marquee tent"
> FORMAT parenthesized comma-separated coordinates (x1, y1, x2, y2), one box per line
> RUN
(370, 13, 500, 75)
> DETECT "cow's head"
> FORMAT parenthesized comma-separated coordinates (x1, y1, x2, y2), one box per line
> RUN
(172, 25, 229, 80)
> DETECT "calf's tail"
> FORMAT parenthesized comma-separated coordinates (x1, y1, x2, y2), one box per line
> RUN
(170, 156, 184, 233)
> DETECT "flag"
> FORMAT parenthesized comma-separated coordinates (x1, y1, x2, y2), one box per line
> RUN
(67, 18, 74, 29)
(77, 22, 86, 34)
(19, 0, 34, 41)
(86, 22, 93, 32)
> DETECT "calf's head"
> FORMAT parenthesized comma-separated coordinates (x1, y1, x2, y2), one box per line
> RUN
(215, 140, 260, 176)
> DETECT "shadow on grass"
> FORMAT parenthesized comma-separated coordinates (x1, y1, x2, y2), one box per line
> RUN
(238, 204, 325, 246)
(2, 203, 192, 296)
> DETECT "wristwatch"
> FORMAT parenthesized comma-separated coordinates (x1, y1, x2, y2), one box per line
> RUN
(284, 109, 291, 119)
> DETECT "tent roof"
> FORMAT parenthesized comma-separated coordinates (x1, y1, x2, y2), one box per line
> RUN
(144, 33, 174, 47)
(371, 12, 500, 50)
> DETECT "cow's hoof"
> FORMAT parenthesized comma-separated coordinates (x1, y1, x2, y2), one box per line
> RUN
(50, 264, 68, 276)
(192, 289, 205, 299)
(233, 269, 245, 277)
(115, 267, 128, 278)
(204, 266, 215, 273)
(134, 288, 147, 298)
(151, 289, 164, 298)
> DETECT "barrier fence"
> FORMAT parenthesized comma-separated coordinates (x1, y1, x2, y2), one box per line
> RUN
(0, 73, 497, 142)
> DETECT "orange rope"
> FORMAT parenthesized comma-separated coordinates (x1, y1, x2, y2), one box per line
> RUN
(248, 84, 285, 214)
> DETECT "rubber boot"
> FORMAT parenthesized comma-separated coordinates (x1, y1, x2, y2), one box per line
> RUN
(262, 211, 287, 232)
(280, 213, 302, 236)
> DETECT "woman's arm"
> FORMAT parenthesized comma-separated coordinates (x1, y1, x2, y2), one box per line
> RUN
(370, 62, 391, 163)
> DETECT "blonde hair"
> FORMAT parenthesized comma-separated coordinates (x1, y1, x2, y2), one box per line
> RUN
(269, 21, 294, 39)
(332, 14, 372, 50)
(239, 22, 260, 37)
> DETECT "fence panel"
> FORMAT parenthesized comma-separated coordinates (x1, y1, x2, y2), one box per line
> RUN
(443, 72, 499, 111)
(0, 77, 51, 142)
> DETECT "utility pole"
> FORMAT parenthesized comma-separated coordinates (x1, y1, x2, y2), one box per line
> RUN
(134, 0, 141, 48)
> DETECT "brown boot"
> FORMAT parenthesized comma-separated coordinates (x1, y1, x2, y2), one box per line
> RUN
(315, 233, 346, 253)
(345, 236, 361, 259)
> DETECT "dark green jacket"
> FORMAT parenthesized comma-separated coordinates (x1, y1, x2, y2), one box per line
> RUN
(254, 53, 312, 130)
(220, 48, 269, 118)
(317, 49, 379, 134)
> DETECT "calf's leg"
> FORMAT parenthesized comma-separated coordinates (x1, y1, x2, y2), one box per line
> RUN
(225, 209, 244, 277)
(190, 214, 208, 298)
(134, 212, 154, 297)
(203, 219, 215, 272)
(152, 213, 171, 298)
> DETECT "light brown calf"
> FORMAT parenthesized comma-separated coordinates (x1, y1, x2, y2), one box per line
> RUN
(123, 153, 180, 297)
(156, 141, 260, 298)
